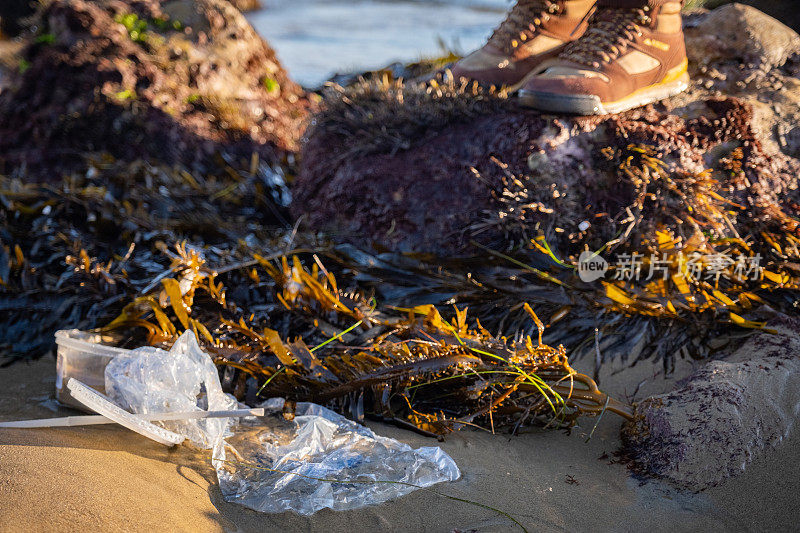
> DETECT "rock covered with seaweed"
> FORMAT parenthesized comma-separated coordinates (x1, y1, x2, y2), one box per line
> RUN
(293, 5, 800, 365)
(0, 0, 309, 178)
(0, 0, 315, 359)
(622, 314, 800, 490)
(295, 5, 800, 255)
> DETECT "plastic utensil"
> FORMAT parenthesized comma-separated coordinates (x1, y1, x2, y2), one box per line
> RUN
(0, 408, 265, 428)
(66, 378, 185, 446)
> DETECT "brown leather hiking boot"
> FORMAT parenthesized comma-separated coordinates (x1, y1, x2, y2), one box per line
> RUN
(450, 0, 597, 91)
(518, 0, 689, 114)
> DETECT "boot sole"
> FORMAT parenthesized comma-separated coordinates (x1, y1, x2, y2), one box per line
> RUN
(518, 68, 690, 115)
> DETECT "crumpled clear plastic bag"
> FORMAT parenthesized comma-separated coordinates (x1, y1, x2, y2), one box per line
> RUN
(212, 399, 460, 515)
(104, 330, 460, 514)
(104, 330, 237, 449)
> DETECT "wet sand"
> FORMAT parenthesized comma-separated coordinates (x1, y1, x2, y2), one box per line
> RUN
(1, 354, 799, 532)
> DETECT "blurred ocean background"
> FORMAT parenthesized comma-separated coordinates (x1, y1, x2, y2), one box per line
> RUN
(246, 0, 510, 86)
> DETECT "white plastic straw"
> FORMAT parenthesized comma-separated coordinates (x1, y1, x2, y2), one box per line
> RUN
(0, 407, 265, 428)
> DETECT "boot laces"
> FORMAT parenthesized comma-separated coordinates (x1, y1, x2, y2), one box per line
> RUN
(560, 7, 652, 69)
(488, 0, 562, 54)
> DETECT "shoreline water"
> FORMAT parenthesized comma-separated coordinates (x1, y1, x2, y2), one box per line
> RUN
(245, 0, 506, 86)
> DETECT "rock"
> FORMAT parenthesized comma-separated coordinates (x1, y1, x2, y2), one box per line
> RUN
(686, 0, 800, 32)
(293, 6, 800, 255)
(783, 126, 800, 159)
(683, 6, 800, 160)
(685, 3, 800, 74)
(622, 315, 800, 490)
(0, 0, 309, 178)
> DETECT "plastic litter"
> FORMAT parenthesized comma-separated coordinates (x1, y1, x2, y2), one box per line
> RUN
(0, 407, 265, 428)
(103, 330, 239, 449)
(213, 399, 461, 515)
(48, 329, 461, 515)
(67, 378, 185, 446)
(55, 329, 131, 410)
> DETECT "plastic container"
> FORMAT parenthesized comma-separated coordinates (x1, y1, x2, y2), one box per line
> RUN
(55, 330, 128, 410)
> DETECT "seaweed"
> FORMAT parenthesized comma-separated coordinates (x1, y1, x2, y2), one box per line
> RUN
(0, 148, 629, 436)
(100, 248, 631, 436)
(0, 154, 297, 363)
(2, 22, 800, 437)
(299, 73, 800, 367)
(307, 74, 514, 161)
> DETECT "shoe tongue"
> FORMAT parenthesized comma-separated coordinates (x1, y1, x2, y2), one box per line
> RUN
(594, 6, 639, 22)
(561, 5, 644, 66)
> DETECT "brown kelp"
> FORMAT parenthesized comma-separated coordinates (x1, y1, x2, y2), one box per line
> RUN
(0, 149, 630, 436)
(4, 35, 800, 438)
(101, 247, 630, 436)
(0, 155, 297, 362)
(468, 140, 800, 365)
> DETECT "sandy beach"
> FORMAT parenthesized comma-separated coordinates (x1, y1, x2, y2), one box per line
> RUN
(2, 353, 798, 532)
(1, 0, 800, 531)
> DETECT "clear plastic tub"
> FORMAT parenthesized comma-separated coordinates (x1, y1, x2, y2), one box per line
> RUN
(55, 330, 128, 410)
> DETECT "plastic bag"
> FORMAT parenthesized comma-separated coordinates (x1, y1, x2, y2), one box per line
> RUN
(104, 330, 460, 514)
(104, 330, 238, 449)
(212, 399, 461, 515)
